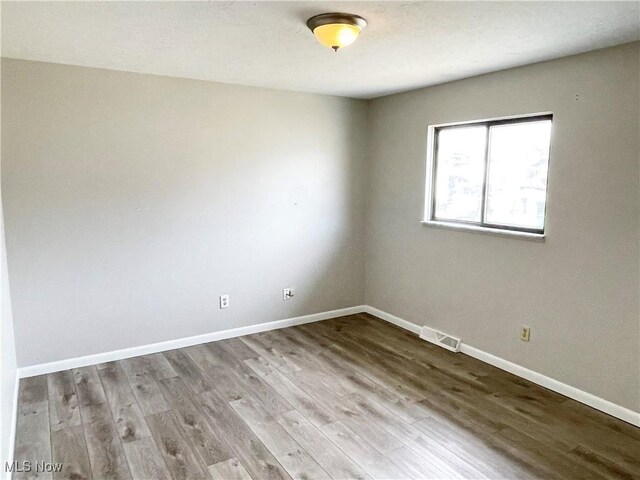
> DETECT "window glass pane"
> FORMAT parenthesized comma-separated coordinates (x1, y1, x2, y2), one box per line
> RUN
(433, 126, 487, 222)
(485, 120, 551, 230)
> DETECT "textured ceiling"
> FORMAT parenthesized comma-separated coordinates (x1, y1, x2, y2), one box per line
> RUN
(2, 1, 639, 99)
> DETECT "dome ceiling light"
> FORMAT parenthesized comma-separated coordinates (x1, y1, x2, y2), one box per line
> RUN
(306, 12, 367, 52)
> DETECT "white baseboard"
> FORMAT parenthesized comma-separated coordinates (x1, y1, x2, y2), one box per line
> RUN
(16, 303, 640, 427)
(364, 306, 421, 335)
(363, 305, 640, 428)
(18, 305, 366, 378)
(459, 344, 640, 427)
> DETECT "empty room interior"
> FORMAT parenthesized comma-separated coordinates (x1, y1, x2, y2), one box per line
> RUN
(1, 1, 639, 479)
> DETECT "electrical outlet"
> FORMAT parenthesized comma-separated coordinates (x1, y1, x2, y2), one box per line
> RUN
(219, 294, 229, 309)
(520, 326, 531, 342)
(283, 288, 294, 301)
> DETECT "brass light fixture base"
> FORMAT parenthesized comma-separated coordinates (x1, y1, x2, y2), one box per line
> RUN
(306, 12, 367, 32)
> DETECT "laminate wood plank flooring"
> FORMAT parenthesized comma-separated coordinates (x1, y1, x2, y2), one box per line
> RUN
(47, 371, 82, 433)
(51, 425, 92, 480)
(13, 314, 640, 479)
(207, 458, 252, 480)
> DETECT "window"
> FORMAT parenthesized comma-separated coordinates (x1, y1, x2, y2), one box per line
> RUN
(425, 114, 552, 236)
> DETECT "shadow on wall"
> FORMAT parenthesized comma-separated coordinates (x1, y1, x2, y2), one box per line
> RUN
(1, 59, 368, 368)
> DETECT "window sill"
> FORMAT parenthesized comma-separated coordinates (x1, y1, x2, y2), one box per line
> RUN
(421, 220, 545, 242)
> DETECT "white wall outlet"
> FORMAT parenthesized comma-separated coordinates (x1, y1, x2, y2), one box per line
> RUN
(219, 294, 230, 309)
(283, 288, 294, 301)
(520, 326, 531, 342)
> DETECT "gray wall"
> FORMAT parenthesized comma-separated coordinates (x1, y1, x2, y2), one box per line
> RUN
(2, 43, 639, 414)
(365, 43, 640, 411)
(1, 124, 18, 471)
(1, 59, 368, 367)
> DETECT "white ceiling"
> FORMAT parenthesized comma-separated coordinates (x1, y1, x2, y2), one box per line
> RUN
(2, 1, 639, 99)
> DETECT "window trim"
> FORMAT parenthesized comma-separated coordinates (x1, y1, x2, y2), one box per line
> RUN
(424, 113, 553, 238)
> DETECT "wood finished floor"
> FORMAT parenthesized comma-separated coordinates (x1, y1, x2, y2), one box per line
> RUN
(13, 314, 640, 480)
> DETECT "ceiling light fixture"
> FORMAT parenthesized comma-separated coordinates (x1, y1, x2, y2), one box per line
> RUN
(306, 13, 367, 52)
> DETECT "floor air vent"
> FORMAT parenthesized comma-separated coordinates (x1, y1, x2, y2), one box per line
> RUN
(419, 326, 461, 352)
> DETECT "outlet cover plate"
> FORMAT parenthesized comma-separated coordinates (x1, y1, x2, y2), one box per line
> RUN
(220, 294, 230, 309)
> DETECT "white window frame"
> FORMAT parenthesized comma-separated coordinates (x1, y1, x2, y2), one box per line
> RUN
(422, 113, 552, 242)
